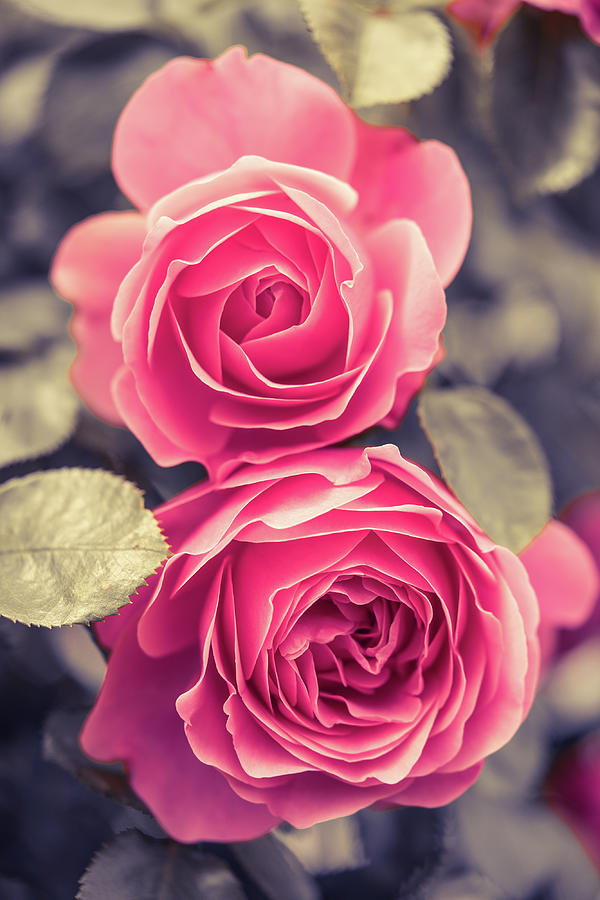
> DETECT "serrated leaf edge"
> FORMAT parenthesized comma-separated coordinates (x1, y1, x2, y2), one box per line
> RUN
(0, 467, 172, 628)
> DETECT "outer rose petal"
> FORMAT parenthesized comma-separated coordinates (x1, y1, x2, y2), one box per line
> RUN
(562, 491, 600, 567)
(70, 313, 123, 424)
(50, 211, 146, 424)
(113, 47, 357, 210)
(82, 606, 281, 842)
(350, 123, 472, 287)
(50, 211, 146, 316)
(519, 520, 599, 665)
(559, 491, 600, 649)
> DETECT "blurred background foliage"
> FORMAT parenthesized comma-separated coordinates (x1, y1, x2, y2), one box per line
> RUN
(0, 0, 599, 897)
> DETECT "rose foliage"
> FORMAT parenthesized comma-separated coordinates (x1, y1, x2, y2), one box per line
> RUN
(81, 446, 596, 842)
(50, 47, 471, 479)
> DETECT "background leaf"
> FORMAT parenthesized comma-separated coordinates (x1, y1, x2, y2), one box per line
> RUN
(43, 707, 150, 814)
(230, 834, 319, 900)
(0, 280, 69, 353)
(490, 9, 600, 195)
(0, 468, 169, 627)
(439, 280, 560, 386)
(77, 830, 246, 900)
(0, 281, 78, 466)
(6, 0, 151, 31)
(41, 31, 190, 185)
(0, 340, 79, 467)
(297, 0, 452, 106)
(418, 386, 553, 551)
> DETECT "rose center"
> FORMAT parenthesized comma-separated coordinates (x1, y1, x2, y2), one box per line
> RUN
(217, 272, 308, 345)
(278, 575, 427, 694)
(253, 278, 304, 322)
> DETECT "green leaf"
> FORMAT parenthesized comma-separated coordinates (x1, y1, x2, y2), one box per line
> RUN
(78, 830, 246, 900)
(0, 340, 80, 467)
(297, 0, 452, 107)
(418, 386, 552, 552)
(7, 0, 150, 30)
(440, 282, 560, 386)
(491, 10, 600, 195)
(0, 468, 169, 627)
(0, 281, 69, 354)
(230, 834, 319, 900)
(8, 0, 236, 31)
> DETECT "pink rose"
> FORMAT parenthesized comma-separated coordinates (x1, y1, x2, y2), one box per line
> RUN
(543, 494, 600, 868)
(549, 732, 600, 869)
(562, 491, 600, 604)
(519, 508, 598, 665)
(557, 491, 600, 652)
(50, 48, 471, 479)
(80, 446, 594, 842)
(449, 0, 600, 44)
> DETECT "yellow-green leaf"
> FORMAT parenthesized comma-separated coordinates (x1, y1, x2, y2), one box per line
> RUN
(297, 0, 452, 107)
(0, 340, 80, 467)
(418, 386, 552, 552)
(0, 468, 169, 627)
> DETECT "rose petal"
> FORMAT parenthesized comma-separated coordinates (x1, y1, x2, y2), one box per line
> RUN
(69, 312, 123, 424)
(50, 211, 146, 423)
(113, 48, 357, 210)
(350, 124, 472, 287)
(82, 611, 280, 841)
(50, 211, 146, 315)
(520, 519, 599, 664)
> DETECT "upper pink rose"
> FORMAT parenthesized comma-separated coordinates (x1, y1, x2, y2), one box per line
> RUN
(50, 47, 471, 479)
(80, 445, 594, 843)
(449, 0, 600, 44)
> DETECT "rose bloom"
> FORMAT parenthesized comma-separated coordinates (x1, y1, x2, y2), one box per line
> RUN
(560, 491, 600, 647)
(545, 494, 600, 869)
(80, 446, 596, 841)
(550, 732, 600, 869)
(449, 0, 600, 44)
(50, 48, 471, 480)
(520, 490, 600, 661)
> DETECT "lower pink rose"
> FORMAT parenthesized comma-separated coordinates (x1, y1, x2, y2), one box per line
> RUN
(80, 447, 594, 841)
